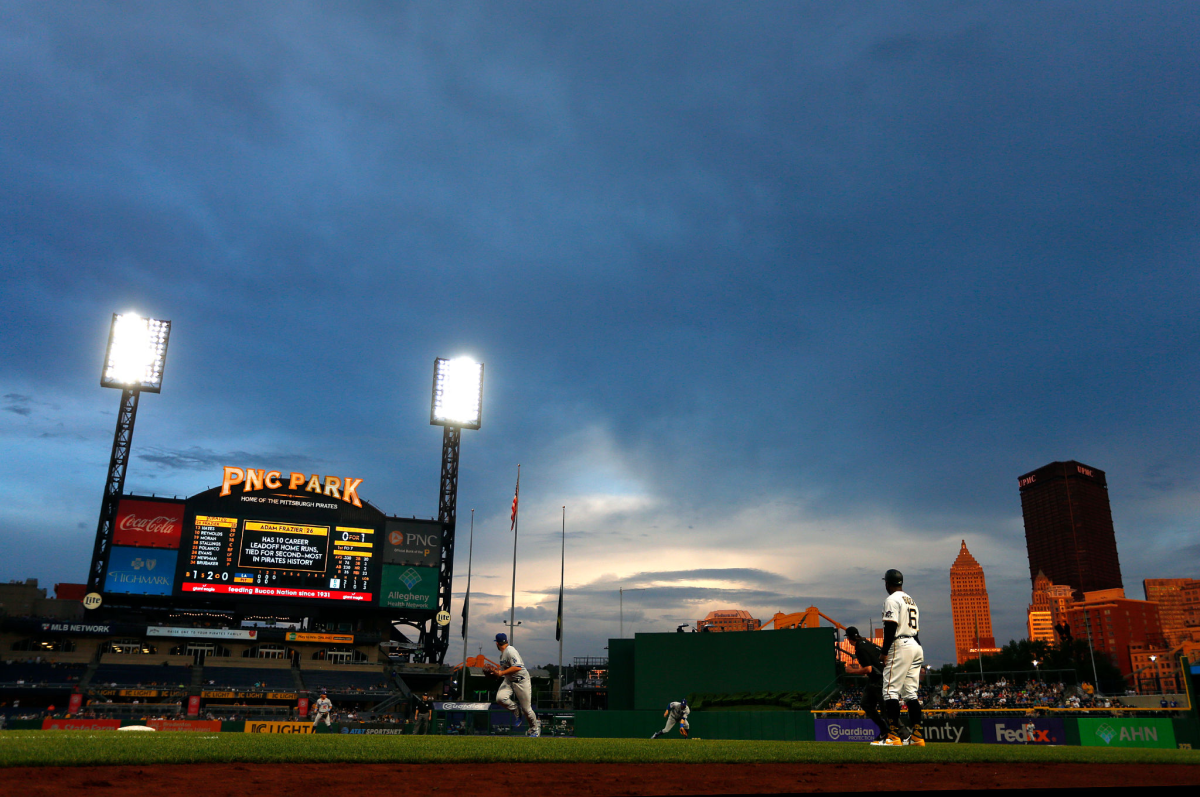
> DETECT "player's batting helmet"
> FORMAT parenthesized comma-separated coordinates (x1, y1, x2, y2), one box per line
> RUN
(883, 569, 904, 589)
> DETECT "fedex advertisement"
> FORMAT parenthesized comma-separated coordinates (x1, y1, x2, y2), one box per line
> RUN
(104, 546, 177, 596)
(113, 499, 184, 549)
(982, 718, 1065, 745)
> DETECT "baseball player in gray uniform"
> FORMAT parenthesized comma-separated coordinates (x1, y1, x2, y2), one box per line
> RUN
(311, 690, 333, 728)
(874, 569, 925, 747)
(650, 699, 690, 739)
(491, 632, 539, 737)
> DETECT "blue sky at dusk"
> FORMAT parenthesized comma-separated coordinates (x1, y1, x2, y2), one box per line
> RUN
(2, 2, 1199, 666)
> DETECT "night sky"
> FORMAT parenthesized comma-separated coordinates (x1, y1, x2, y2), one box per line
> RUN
(3, 2, 1199, 667)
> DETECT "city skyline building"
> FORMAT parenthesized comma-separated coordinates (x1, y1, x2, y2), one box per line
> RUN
(1061, 588, 1164, 686)
(950, 540, 998, 664)
(1018, 460, 1123, 597)
(1143, 578, 1200, 647)
(695, 609, 761, 632)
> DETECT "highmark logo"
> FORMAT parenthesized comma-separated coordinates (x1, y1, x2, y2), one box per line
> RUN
(130, 558, 157, 571)
(399, 568, 422, 590)
(828, 724, 876, 741)
(1096, 724, 1117, 744)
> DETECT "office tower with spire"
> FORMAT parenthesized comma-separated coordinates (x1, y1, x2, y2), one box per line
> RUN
(950, 540, 998, 664)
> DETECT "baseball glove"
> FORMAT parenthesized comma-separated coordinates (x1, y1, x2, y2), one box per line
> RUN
(482, 664, 499, 677)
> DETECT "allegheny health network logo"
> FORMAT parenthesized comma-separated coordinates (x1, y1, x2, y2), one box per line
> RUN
(1095, 723, 1116, 744)
(399, 568, 422, 590)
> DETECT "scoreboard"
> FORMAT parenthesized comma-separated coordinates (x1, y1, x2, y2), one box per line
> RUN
(179, 515, 376, 601)
(94, 474, 444, 612)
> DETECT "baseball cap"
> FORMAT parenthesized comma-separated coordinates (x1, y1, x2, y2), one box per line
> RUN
(494, 633, 508, 644)
(844, 626, 860, 640)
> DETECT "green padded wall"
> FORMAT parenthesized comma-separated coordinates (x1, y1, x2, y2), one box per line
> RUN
(574, 709, 815, 740)
(606, 638, 636, 710)
(624, 628, 835, 711)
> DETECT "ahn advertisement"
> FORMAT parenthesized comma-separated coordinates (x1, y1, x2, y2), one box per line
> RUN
(380, 564, 438, 610)
(113, 498, 184, 549)
(104, 546, 177, 596)
(1079, 718, 1176, 749)
(982, 718, 1065, 745)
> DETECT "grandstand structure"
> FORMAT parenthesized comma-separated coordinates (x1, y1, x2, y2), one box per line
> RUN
(0, 577, 457, 723)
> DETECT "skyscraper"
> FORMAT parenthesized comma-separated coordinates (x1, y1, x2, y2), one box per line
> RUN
(950, 540, 998, 664)
(1017, 460, 1123, 597)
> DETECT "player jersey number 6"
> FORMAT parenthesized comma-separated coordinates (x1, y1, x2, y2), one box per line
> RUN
(884, 590, 920, 637)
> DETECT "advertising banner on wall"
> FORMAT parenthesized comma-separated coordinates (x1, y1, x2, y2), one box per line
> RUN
(114, 499, 184, 549)
(380, 564, 438, 610)
(148, 720, 222, 732)
(244, 721, 316, 734)
(298, 697, 309, 718)
(188, 695, 200, 716)
(104, 547, 177, 596)
(67, 693, 83, 715)
(919, 718, 972, 743)
(146, 626, 258, 640)
(383, 519, 442, 567)
(981, 718, 1066, 745)
(42, 718, 120, 731)
(814, 717, 881, 742)
(1079, 718, 1176, 749)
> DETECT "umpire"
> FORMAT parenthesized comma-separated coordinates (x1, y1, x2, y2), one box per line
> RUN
(844, 627, 889, 742)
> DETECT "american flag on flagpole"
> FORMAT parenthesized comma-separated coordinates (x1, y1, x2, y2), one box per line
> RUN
(510, 473, 519, 531)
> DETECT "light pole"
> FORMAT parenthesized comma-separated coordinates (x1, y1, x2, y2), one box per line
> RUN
(460, 508, 474, 701)
(426, 357, 484, 663)
(619, 587, 646, 638)
(1149, 655, 1160, 695)
(1032, 659, 1040, 681)
(87, 313, 171, 594)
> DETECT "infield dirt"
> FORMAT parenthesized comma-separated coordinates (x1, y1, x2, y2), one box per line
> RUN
(2, 762, 1199, 794)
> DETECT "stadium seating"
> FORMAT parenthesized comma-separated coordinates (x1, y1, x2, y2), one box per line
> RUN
(0, 662, 86, 684)
(299, 669, 391, 692)
(200, 667, 295, 690)
(91, 664, 191, 686)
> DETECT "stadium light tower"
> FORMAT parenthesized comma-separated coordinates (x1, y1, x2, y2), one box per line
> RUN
(425, 356, 484, 663)
(87, 313, 172, 593)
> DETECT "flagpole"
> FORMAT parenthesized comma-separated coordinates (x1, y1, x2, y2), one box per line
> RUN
(509, 464, 520, 645)
(557, 505, 565, 701)
(461, 508, 473, 700)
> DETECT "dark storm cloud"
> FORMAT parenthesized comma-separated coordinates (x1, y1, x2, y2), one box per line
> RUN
(137, 446, 322, 472)
(2, 2, 1198, 663)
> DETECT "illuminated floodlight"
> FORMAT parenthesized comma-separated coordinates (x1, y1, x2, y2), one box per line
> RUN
(430, 357, 484, 429)
(101, 312, 171, 393)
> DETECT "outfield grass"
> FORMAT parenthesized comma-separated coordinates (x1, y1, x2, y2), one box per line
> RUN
(0, 732, 1197, 768)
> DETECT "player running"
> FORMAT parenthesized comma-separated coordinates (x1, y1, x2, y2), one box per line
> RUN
(311, 689, 333, 728)
(843, 627, 889, 743)
(873, 569, 925, 747)
(650, 699, 690, 739)
(488, 632, 539, 737)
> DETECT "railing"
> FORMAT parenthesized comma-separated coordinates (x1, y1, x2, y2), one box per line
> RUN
(810, 676, 844, 710)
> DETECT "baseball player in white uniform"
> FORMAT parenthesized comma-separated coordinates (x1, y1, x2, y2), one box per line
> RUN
(650, 699, 690, 739)
(873, 569, 925, 747)
(492, 632, 539, 737)
(312, 690, 333, 728)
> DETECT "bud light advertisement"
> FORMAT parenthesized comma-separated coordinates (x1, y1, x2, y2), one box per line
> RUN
(104, 546, 177, 595)
(113, 499, 183, 549)
(982, 718, 1065, 745)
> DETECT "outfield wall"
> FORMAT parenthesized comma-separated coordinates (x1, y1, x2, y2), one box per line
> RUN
(575, 710, 816, 741)
(609, 628, 835, 712)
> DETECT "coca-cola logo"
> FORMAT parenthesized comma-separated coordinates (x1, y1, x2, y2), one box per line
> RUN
(114, 499, 183, 547)
(119, 514, 179, 535)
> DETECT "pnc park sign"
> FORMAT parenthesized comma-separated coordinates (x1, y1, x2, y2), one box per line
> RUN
(220, 467, 365, 508)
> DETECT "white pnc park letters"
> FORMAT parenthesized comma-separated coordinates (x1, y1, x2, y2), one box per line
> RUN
(220, 467, 364, 508)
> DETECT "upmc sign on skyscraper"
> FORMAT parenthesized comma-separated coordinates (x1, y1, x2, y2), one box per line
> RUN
(1018, 460, 1123, 595)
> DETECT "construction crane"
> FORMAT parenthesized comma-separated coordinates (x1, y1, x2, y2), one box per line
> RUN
(760, 606, 848, 632)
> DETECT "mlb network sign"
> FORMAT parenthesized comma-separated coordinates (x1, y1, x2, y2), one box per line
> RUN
(1079, 718, 1175, 749)
(983, 718, 1065, 745)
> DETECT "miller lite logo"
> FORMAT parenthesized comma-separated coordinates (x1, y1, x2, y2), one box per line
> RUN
(114, 499, 184, 548)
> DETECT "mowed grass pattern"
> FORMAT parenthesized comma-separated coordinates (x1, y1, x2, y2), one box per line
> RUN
(1, 732, 1198, 768)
